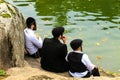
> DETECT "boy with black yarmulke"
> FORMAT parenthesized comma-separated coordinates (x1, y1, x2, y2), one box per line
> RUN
(66, 39, 100, 78)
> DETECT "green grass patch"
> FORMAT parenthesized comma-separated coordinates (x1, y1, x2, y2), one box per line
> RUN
(0, 70, 6, 76)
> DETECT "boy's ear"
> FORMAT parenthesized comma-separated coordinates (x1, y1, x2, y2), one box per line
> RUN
(81, 46, 83, 51)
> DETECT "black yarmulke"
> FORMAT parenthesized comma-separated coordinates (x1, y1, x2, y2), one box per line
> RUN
(26, 17, 35, 28)
(52, 27, 64, 37)
(70, 39, 83, 50)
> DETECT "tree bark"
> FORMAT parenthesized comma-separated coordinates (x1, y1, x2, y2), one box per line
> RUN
(0, 2, 25, 69)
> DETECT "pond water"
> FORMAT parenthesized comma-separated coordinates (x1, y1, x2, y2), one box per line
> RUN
(6, 0, 120, 73)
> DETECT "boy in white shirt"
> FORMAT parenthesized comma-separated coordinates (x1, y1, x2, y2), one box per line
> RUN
(24, 17, 42, 58)
(66, 39, 100, 78)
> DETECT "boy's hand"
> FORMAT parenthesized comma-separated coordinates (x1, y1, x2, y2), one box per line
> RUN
(36, 33, 40, 39)
(61, 36, 66, 44)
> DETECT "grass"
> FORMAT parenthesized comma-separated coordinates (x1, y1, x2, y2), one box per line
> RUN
(0, 70, 9, 79)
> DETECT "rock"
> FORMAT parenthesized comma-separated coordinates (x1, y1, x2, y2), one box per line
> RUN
(0, 1, 25, 69)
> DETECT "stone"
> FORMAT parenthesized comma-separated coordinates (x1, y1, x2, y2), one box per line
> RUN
(0, 1, 25, 69)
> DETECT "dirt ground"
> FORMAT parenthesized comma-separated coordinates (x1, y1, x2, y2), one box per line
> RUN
(3, 56, 120, 80)
(24, 56, 119, 77)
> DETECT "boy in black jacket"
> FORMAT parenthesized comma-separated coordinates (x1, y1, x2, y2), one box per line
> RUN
(40, 27, 69, 72)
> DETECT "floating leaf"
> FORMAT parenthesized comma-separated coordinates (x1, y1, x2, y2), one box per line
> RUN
(97, 56, 103, 60)
(46, 20, 50, 24)
(102, 37, 107, 42)
(96, 42, 100, 46)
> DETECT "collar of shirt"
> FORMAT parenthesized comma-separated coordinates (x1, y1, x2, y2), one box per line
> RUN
(25, 28, 35, 36)
(73, 50, 83, 54)
(52, 38, 61, 43)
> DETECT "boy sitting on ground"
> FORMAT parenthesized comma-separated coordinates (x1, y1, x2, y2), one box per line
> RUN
(66, 39, 100, 78)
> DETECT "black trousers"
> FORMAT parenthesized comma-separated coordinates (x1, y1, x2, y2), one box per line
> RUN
(83, 67, 100, 78)
(25, 49, 41, 58)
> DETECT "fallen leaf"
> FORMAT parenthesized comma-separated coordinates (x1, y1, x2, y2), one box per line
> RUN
(97, 56, 103, 60)
(96, 42, 100, 46)
(102, 37, 108, 42)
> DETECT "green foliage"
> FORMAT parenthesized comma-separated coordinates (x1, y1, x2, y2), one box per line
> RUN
(0, 70, 6, 76)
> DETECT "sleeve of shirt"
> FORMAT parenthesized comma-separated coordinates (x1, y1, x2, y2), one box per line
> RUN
(31, 35, 43, 48)
(65, 53, 69, 62)
(82, 54, 95, 72)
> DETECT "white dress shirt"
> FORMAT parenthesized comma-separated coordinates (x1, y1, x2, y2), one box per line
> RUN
(24, 28, 42, 55)
(66, 51, 95, 77)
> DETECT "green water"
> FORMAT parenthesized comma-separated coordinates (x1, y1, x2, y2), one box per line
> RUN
(6, 0, 120, 73)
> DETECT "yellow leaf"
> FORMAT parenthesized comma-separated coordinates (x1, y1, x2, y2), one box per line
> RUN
(97, 56, 103, 60)
(102, 38, 107, 42)
(46, 20, 50, 23)
(96, 42, 100, 46)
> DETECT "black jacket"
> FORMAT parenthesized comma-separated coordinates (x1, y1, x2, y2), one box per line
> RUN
(67, 52, 87, 73)
(40, 38, 69, 72)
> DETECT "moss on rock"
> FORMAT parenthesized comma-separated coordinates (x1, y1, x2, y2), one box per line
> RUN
(0, 0, 5, 3)
(0, 13, 11, 18)
(7, 4, 16, 15)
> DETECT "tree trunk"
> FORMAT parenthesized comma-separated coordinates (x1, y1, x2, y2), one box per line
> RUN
(0, 2, 25, 69)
